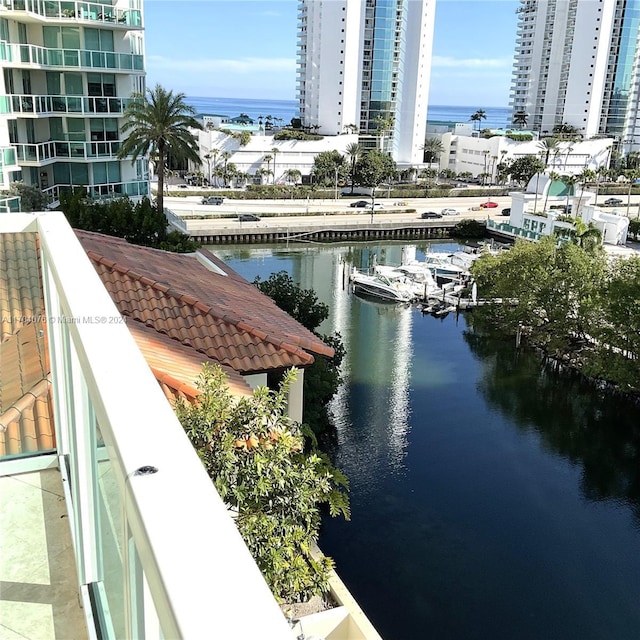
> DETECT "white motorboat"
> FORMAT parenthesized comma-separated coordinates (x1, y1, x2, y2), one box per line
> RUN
(350, 268, 416, 303)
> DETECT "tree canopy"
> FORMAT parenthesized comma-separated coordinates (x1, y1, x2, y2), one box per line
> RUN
(470, 238, 640, 393)
(354, 149, 397, 190)
(311, 150, 348, 186)
(508, 155, 546, 186)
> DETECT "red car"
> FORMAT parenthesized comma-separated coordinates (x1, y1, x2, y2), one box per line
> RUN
(480, 201, 498, 208)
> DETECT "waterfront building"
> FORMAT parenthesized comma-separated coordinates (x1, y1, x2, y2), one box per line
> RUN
(296, 0, 436, 166)
(510, 0, 640, 151)
(0, 0, 149, 211)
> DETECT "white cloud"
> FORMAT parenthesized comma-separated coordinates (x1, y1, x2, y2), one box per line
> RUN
(146, 55, 295, 75)
(431, 55, 512, 69)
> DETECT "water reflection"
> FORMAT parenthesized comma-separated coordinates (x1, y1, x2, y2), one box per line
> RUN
(464, 325, 640, 520)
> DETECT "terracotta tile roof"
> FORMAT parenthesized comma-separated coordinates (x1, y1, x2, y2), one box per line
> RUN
(128, 321, 254, 401)
(75, 231, 334, 376)
(0, 233, 55, 457)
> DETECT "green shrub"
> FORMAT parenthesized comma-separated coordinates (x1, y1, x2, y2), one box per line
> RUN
(274, 129, 323, 141)
(451, 219, 487, 238)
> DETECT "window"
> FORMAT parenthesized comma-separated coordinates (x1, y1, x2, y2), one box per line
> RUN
(90, 118, 118, 141)
(87, 73, 116, 96)
(84, 28, 114, 52)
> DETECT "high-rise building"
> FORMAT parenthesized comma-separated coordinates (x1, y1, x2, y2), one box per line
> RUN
(296, 0, 435, 165)
(510, 0, 640, 151)
(0, 0, 148, 211)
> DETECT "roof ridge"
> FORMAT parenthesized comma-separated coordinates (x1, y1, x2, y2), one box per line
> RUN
(0, 377, 49, 432)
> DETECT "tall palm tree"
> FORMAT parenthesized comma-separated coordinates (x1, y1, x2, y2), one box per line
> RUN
(543, 171, 561, 213)
(345, 142, 362, 193)
(271, 147, 280, 184)
(623, 169, 640, 217)
(560, 174, 578, 218)
(263, 154, 273, 179)
(512, 111, 528, 129)
(575, 168, 595, 215)
(118, 84, 202, 214)
(537, 137, 560, 167)
(471, 109, 486, 131)
(421, 138, 443, 166)
(217, 150, 232, 186)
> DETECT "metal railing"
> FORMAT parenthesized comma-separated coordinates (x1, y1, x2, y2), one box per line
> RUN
(0, 41, 144, 71)
(0, 94, 133, 116)
(0, 0, 142, 27)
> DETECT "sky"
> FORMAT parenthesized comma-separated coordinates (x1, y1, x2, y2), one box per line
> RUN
(144, 0, 520, 107)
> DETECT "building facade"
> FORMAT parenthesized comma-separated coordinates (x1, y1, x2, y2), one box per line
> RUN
(0, 0, 148, 208)
(296, 0, 435, 166)
(510, 0, 640, 147)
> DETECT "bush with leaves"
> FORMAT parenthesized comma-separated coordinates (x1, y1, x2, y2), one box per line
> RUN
(451, 219, 487, 238)
(175, 364, 350, 603)
(253, 271, 344, 435)
(59, 189, 199, 252)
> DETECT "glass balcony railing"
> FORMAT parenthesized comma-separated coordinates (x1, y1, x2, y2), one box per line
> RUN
(0, 94, 133, 116)
(0, 212, 291, 638)
(0, 195, 21, 212)
(42, 178, 149, 201)
(14, 139, 123, 162)
(0, 41, 144, 71)
(0, 0, 142, 27)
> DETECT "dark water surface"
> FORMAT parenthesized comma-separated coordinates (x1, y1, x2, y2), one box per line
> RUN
(214, 241, 640, 640)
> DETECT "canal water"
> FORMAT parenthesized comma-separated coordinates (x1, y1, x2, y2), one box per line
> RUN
(213, 240, 640, 640)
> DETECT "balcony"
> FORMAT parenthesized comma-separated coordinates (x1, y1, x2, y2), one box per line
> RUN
(0, 42, 144, 72)
(0, 212, 293, 639)
(0, 0, 142, 27)
(14, 139, 124, 163)
(0, 94, 133, 116)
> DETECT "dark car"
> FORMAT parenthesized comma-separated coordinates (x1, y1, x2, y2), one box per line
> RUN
(501, 207, 511, 216)
(238, 214, 260, 222)
(421, 211, 443, 219)
(350, 200, 369, 208)
(604, 197, 623, 206)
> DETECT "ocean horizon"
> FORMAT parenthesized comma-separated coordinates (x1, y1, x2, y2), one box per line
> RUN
(185, 96, 512, 130)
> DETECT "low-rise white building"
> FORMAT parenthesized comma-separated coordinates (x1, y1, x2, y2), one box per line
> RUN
(191, 129, 360, 185)
(492, 174, 629, 246)
(433, 129, 614, 181)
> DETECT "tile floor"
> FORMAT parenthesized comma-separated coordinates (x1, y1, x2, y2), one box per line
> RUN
(0, 469, 89, 640)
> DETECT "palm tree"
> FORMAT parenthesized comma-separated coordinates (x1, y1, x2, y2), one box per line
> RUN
(118, 84, 202, 214)
(537, 137, 560, 167)
(203, 153, 212, 185)
(560, 174, 578, 218)
(575, 168, 595, 215)
(271, 147, 280, 184)
(262, 154, 273, 182)
(513, 111, 528, 129)
(210, 147, 220, 186)
(220, 150, 232, 186)
(284, 168, 301, 185)
(543, 171, 561, 213)
(421, 138, 443, 166)
(345, 142, 362, 193)
(471, 109, 486, 131)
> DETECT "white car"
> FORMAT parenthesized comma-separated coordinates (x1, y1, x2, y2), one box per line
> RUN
(441, 208, 458, 216)
(365, 203, 384, 210)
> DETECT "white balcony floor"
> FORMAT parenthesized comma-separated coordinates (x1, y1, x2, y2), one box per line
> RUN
(0, 469, 89, 640)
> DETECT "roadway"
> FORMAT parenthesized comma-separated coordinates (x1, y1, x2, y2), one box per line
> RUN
(164, 194, 514, 231)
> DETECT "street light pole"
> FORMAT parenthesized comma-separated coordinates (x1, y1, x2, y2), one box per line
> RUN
(370, 191, 375, 224)
(334, 165, 338, 202)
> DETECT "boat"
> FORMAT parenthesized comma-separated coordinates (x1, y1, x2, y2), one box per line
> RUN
(350, 268, 416, 303)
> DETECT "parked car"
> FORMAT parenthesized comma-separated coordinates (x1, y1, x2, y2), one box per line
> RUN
(350, 200, 369, 208)
(176, 184, 189, 189)
(202, 196, 224, 205)
(421, 211, 443, 219)
(238, 214, 260, 222)
(604, 197, 623, 206)
(501, 207, 511, 216)
(365, 203, 384, 210)
(441, 208, 458, 216)
(480, 201, 498, 208)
